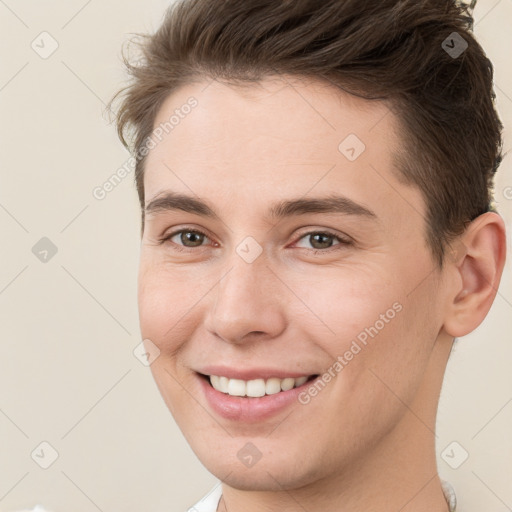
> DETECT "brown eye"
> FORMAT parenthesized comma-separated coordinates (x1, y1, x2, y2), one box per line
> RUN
(177, 230, 206, 247)
(293, 230, 352, 252)
(308, 233, 335, 250)
(159, 229, 211, 250)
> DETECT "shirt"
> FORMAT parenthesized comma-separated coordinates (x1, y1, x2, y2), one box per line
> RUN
(187, 479, 457, 511)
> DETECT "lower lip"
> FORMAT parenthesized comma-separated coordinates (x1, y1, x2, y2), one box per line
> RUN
(198, 374, 316, 422)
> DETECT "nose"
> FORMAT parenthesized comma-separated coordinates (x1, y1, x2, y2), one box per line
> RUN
(203, 249, 288, 345)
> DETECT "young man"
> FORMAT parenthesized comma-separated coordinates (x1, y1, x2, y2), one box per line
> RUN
(110, 0, 506, 510)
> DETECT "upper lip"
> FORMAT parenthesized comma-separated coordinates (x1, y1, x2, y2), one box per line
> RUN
(196, 366, 317, 381)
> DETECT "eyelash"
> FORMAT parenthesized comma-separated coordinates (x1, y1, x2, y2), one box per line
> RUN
(157, 227, 353, 255)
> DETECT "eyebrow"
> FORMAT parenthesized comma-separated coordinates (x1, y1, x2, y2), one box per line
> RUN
(144, 191, 378, 221)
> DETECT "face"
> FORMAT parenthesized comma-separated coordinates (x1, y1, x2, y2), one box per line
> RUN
(138, 76, 448, 491)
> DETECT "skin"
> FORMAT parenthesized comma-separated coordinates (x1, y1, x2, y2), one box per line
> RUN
(137, 76, 506, 512)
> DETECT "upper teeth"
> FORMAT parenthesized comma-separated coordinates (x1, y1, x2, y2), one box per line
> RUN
(209, 375, 309, 397)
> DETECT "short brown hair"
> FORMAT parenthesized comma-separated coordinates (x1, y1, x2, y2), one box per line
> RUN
(109, 0, 503, 267)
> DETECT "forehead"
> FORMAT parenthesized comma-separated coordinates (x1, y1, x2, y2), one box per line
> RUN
(149, 75, 396, 163)
(143, 76, 426, 229)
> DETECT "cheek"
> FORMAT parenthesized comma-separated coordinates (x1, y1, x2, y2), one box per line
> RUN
(306, 264, 438, 400)
(137, 265, 196, 416)
(300, 266, 402, 344)
(137, 260, 203, 349)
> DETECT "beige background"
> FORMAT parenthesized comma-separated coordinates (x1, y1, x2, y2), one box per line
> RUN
(0, 1, 511, 511)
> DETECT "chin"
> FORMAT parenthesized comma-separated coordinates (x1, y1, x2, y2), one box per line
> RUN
(209, 464, 314, 492)
(192, 440, 324, 492)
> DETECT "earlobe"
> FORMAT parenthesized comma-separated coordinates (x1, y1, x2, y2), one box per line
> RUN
(443, 212, 507, 338)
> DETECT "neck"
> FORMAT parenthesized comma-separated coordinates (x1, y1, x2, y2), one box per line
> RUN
(218, 334, 454, 512)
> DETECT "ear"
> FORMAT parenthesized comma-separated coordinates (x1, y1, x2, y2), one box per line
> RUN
(442, 212, 507, 338)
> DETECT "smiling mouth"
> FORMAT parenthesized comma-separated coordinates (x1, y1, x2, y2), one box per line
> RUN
(198, 373, 319, 398)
